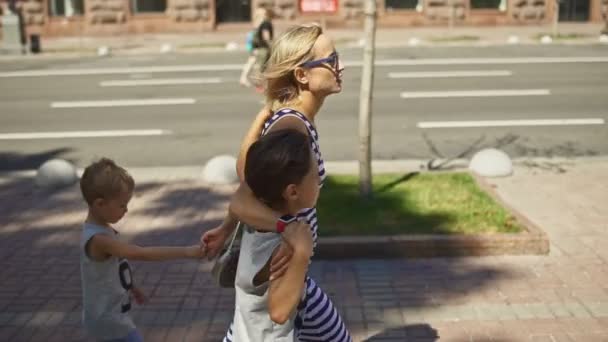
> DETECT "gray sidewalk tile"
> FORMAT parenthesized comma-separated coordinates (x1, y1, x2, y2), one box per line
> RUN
(527, 303, 555, 319)
(512, 303, 536, 320)
(563, 301, 593, 318)
(0, 312, 16, 325)
(583, 302, 608, 317)
(547, 302, 573, 318)
(10, 312, 34, 326)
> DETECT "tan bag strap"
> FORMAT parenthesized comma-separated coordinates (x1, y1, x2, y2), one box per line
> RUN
(226, 221, 241, 251)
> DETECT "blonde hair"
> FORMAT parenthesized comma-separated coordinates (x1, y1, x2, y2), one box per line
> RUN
(262, 24, 323, 107)
(80, 158, 134, 205)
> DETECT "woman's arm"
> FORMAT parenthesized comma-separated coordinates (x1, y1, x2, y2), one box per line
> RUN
(231, 115, 311, 232)
(229, 182, 282, 232)
(205, 105, 275, 245)
(261, 28, 272, 47)
(236, 105, 273, 181)
(202, 110, 310, 250)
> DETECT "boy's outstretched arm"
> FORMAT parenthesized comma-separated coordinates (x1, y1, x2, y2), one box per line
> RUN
(89, 235, 205, 261)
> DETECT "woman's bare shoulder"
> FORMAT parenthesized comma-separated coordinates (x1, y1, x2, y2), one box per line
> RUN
(266, 115, 309, 136)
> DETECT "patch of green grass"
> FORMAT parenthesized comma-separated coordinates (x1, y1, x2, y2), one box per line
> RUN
(429, 35, 480, 42)
(317, 172, 522, 236)
(534, 32, 592, 40)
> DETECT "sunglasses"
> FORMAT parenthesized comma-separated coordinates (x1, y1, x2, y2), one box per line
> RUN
(300, 52, 340, 72)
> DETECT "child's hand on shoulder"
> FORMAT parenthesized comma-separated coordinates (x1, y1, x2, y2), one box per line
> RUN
(281, 221, 313, 257)
(186, 244, 206, 259)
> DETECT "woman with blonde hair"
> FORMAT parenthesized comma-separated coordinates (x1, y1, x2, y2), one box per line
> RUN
(202, 23, 351, 342)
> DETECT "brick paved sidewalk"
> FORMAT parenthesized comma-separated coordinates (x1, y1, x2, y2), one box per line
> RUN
(0, 159, 607, 341)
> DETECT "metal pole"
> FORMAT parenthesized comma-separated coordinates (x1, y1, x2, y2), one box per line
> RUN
(358, 0, 376, 198)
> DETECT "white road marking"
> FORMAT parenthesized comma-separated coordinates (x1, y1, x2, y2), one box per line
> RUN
(100, 78, 222, 87)
(370, 57, 608, 67)
(417, 118, 605, 128)
(51, 98, 196, 108)
(0, 129, 171, 140)
(0, 64, 242, 77)
(388, 70, 512, 78)
(2, 57, 607, 77)
(400, 89, 550, 99)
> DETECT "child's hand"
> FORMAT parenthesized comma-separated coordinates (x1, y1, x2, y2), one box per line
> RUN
(200, 226, 231, 259)
(281, 221, 313, 257)
(131, 287, 147, 305)
(269, 242, 293, 281)
(186, 245, 206, 259)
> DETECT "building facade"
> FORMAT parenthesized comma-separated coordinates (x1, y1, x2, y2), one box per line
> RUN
(1, 0, 607, 37)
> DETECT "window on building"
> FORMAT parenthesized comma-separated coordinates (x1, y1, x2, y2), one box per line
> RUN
(49, 0, 85, 16)
(385, 0, 419, 10)
(471, 0, 502, 9)
(131, 0, 167, 13)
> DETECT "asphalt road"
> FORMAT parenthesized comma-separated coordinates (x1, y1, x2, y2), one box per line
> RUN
(1, 44, 607, 170)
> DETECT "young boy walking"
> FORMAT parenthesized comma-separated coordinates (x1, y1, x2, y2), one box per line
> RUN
(79, 158, 205, 341)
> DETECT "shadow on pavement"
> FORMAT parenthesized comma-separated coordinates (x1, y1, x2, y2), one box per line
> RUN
(0, 148, 74, 171)
(364, 323, 438, 341)
(0, 173, 518, 341)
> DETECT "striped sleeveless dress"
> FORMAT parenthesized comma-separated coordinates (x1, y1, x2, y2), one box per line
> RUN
(223, 108, 352, 342)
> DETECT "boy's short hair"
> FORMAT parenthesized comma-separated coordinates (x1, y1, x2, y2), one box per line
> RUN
(245, 129, 312, 207)
(80, 158, 134, 205)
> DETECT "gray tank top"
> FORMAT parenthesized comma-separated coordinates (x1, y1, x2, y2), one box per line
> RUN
(80, 223, 136, 340)
(231, 225, 297, 341)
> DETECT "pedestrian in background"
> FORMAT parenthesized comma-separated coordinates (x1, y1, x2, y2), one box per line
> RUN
(239, 7, 274, 92)
(8, 0, 27, 54)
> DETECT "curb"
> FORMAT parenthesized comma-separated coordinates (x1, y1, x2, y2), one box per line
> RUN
(2, 156, 606, 181)
(314, 171, 550, 259)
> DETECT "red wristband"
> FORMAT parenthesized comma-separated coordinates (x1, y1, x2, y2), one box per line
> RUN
(276, 215, 296, 233)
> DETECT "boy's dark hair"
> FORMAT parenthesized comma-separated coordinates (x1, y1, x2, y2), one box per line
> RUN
(245, 129, 312, 207)
(80, 158, 134, 205)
